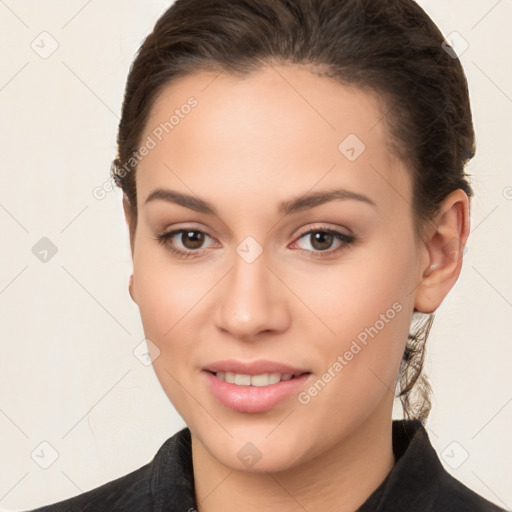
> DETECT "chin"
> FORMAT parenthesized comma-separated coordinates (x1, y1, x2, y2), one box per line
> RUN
(218, 443, 305, 474)
(195, 420, 312, 473)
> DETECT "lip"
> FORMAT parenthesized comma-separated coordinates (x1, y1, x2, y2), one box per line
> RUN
(202, 359, 312, 413)
(203, 359, 310, 376)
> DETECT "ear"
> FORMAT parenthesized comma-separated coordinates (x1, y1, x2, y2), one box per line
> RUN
(122, 193, 136, 257)
(414, 189, 470, 314)
(128, 273, 137, 304)
(122, 194, 137, 304)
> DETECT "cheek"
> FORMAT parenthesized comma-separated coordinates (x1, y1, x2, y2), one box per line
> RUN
(294, 228, 417, 391)
(132, 238, 217, 341)
(131, 239, 233, 416)
(131, 245, 213, 416)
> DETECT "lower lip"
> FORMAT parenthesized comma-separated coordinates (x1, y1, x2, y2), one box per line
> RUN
(203, 371, 311, 413)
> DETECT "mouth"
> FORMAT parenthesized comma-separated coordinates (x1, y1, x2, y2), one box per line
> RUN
(202, 360, 312, 413)
(206, 370, 306, 386)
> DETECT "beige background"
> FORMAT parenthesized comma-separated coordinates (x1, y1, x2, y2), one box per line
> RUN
(0, 0, 511, 510)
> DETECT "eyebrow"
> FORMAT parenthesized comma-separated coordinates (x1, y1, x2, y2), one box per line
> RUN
(144, 187, 376, 216)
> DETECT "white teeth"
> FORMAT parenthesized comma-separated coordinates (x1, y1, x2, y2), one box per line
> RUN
(234, 374, 251, 386)
(215, 371, 297, 386)
(250, 374, 270, 387)
(268, 373, 281, 384)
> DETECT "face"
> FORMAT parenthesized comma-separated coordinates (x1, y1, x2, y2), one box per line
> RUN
(127, 64, 427, 472)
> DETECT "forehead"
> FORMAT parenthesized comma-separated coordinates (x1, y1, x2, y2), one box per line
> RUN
(136, 64, 412, 215)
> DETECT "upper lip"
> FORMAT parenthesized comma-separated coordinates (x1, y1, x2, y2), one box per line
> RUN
(203, 359, 311, 376)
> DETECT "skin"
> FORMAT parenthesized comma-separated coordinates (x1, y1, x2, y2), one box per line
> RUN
(123, 64, 469, 511)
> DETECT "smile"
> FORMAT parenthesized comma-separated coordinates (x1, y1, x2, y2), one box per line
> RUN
(214, 371, 296, 386)
(202, 362, 313, 413)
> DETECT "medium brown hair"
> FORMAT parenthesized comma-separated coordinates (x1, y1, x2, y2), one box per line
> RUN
(111, 0, 475, 423)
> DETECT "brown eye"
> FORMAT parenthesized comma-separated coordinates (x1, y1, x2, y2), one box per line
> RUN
(309, 231, 335, 251)
(292, 227, 355, 258)
(154, 228, 218, 259)
(180, 230, 205, 249)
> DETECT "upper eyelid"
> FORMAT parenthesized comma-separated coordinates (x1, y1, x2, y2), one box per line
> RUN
(294, 223, 352, 237)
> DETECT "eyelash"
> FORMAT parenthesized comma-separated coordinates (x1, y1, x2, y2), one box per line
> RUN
(154, 226, 356, 260)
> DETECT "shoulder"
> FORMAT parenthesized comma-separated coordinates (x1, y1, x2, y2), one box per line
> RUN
(24, 461, 153, 511)
(433, 469, 507, 512)
(382, 420, 507, 512)
(25, 428, 193, 512)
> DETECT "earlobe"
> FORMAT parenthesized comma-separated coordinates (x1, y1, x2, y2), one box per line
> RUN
(123, 193, 136, 258)
(123, 194, 137, 304)
(129, 273, 137, 304)
(122, 193, 131, 225)
(414, 189, 470, 314)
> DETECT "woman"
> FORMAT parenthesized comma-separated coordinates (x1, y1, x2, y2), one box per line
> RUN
(28, 0, 506, 510)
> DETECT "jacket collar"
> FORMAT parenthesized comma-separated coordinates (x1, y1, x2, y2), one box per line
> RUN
(150, 419, 441, 511)
(358, 419, 444, 511)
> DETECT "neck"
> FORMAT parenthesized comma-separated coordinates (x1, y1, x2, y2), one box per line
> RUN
(191, 403, 396, 512)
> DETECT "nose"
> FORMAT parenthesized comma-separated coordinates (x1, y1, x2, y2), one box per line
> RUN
(214, 248, 291, 341)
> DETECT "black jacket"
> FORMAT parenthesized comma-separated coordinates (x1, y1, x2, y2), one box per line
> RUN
(27, 419, 506, 511)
